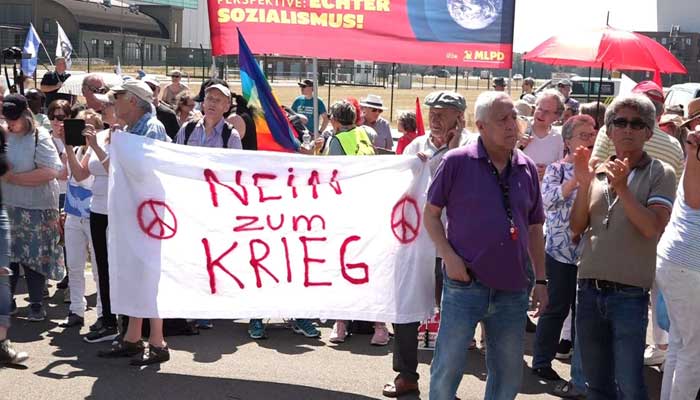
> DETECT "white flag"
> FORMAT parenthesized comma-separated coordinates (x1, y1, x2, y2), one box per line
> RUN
(55, 22, 73, 68)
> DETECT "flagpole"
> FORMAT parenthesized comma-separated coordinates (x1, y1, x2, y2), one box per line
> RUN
(312, 57, 319, 138)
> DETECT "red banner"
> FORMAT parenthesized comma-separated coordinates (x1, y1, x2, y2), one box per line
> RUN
(209, 0, 515, 69)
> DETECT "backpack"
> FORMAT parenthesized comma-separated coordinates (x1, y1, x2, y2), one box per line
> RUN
(183, 120, 233, 148)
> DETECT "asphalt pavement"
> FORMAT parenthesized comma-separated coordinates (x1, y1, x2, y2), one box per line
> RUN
(2, 275, 664, 400)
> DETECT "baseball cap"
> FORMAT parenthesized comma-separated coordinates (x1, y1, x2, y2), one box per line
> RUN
(424, 91, 466, 112)
(141, 75, 159, 89)
(205, 83, 232, 99)
(632, 81, 665, 104)
(2, 94, 28, 120)
(297, 79, 314, 88)
(557, 79, 572, 87)
(109, 79, 154, 103)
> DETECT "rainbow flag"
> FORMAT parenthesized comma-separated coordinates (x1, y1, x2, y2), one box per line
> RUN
(238, 29, 299, 152)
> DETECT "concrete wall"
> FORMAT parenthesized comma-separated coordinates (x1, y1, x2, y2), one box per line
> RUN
(181, 0, 211, 49)
(657, 0, 700, 32)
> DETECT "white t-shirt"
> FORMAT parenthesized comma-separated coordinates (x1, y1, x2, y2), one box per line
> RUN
(523, 127, 565, 166)
(53, 137, 68, 195)
(86, 131, 110, 215)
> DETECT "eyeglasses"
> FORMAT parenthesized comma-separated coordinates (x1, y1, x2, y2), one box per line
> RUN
(50, 114, 66, 121)
(612, 117, 647, 130)
(368, 108, 382, 113)
(575, 132, 597, 140)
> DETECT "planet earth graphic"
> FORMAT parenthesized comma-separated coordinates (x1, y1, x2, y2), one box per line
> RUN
(446, 0, 502, 30)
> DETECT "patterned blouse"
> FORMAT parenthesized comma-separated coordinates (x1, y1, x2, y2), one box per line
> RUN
(542, 161, 584, 265)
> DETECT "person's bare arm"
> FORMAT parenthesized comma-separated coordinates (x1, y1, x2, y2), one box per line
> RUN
(2, 167, 59, 186)
(424, 203, 470, 282)
(570, 146, 595, 237)
(528, 224, 549, 317)
(685, 131, 700, 209)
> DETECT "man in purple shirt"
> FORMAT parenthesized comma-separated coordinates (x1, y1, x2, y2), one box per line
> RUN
(425, 91, 549, 400)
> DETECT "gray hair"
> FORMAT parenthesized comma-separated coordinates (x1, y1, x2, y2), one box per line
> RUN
(82, 73, 105, 89)
(604, 94, 656, 134)
(126, 92, 153, 114)
(398, 111, 417, 132)
(536, 89, 566, 117)
(561, 114, 596, 141)
(329, 100, 356, 126)
(474, 91, 511, 123)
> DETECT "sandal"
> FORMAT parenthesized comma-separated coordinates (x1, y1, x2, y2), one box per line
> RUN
(98, 340, 144, 358)
(382, 377, 419, 398)
(130, 344, 170, 366)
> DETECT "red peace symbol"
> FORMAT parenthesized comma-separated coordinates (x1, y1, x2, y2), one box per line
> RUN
(137, 200, 178, 240)
(390, 196, 421, 244)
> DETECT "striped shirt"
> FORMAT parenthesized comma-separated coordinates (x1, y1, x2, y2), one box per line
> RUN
(658, 179, 700, 273)
(592, 125, 684, 186)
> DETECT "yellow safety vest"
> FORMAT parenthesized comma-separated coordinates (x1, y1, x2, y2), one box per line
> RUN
(335, 127, 375, 156)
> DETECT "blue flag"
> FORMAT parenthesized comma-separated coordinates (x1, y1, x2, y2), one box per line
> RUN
(21, 23, 42, 76)
(237, 29, 299, 152)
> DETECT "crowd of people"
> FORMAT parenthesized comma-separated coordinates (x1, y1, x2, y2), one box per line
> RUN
(0, 59, 699, 400)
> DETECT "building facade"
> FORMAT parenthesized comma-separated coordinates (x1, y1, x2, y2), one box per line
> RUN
(0, 0, 184, 67)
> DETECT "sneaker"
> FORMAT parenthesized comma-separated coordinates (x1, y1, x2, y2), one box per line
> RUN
(27, 305, 47, 322)
(63, 287, 71, 304)
(56, 276, 69, 290)
(248, 319, 266, 340)
(552, 380, 586, 399)
(479, 340, 487, 355)
(89, 317, 104, 332)
(130, 344, 170, 366)
(43, 283, 50, 299)
(371, 323, 390, 346)
(195, 319, 213, 329)
(84, 325, 119, 343)
(0, 339, 29, 365)
(555, 339, 573, 360)
(644, 345, 667, 366)
(533, 366, 563, 381)
(329, 321, 347, 343)
(291, 319, 320, 338)
(98, 340, 145, 358)
(60, 313, 84, 328)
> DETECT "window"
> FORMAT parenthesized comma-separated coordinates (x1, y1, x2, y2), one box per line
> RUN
(160, 45, 167, 61)
(662, 38, 668, 45)
(91, 39, 99, 57)
(687, 38, 693, 46)
(144, 43, 153, 61)
(43, 18, 51, 34)
(126, 42, 140, 61)
(103, 40, 114, 59)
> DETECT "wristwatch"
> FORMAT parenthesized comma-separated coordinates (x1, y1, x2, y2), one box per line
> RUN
(535, 279, 548, 286)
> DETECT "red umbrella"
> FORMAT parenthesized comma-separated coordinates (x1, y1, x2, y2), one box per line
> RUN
(524, 26, 687, 74)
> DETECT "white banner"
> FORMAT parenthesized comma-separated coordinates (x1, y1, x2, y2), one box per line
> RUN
(108, 133, 435, 323)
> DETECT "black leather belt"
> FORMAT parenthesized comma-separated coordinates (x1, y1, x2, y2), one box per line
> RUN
(579, 279, 643, 291)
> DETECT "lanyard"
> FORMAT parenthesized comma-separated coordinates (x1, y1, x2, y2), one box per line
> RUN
(487, 156, 519, 241)
(601, 169, 636, 228)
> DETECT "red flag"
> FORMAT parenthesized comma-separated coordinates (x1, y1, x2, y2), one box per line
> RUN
(416, 97, 425, 137)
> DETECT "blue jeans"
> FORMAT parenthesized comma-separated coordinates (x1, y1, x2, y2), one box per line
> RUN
(570, 329, 586, 392)
(576, 281, 649, 400)
(532, 254, 578, 369)
(430, 277, 529, 400)
(9, 263, 46, 310)
(0, 208, 9, 328)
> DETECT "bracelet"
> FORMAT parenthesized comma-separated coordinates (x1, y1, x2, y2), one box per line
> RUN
(535, 279, 548, 286)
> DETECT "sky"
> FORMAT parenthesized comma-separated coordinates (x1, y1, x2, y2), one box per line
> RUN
(512, 0, 659, 52)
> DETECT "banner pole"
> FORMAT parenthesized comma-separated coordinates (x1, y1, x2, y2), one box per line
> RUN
(390, 63, 396, 122)
(327, 58, 332, 108)
(313, 57, 319, 138)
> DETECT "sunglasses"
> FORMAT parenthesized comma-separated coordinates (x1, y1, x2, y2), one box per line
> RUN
(612, 117, 647, 130)
(50, 114, 66, 121)
(368, 108, 382, 113)
(86, 85, 108, 94)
